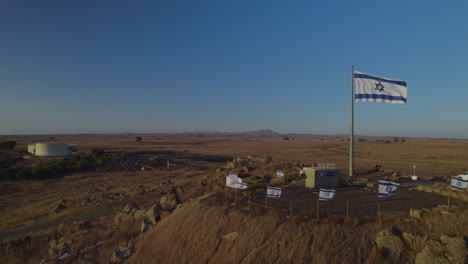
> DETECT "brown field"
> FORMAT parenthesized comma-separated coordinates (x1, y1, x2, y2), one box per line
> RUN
(0, 134, 467, 263)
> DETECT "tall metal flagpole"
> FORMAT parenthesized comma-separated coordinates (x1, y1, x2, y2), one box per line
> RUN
(349, 65, 355, 176)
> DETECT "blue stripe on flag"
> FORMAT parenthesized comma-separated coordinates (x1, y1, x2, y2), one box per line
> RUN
(319, 197, 333, 200)
(354, 73, 407, 86)
(267, 194, 281, 197)
(451, 185, 465, 190)
(355, 94, 407, 103)
(320, 189, 336, 193)
(453, 177, 468, 182)
(267, 187, 282, 191)
(378, 181, 400, 187)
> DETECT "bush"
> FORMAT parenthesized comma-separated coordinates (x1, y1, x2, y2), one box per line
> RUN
(401, 138, 406, 143)
(358, 138, 367, 142)
(135, 136, 142, 142)
(0, 141, 16, 150)
(393, 137, 399, 143)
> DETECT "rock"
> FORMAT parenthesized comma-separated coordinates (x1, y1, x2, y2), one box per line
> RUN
(222, 232, 239, 241)
(366, 183, 375, 188)
(415, 240, 450, 264)
(82, 196, 91, 204)
(114, 212, 132, 226)
(133, 209, 146, 220)
(48, 238, 70, 258)
(77, 259, 96, 264)
(424, 186, 434, 193)
(359, 178, 369, 182)
(262, 156, 272, 163)
(160, 193, 179, 210)
(141, 219, 153, 233)
(111, 241, 133, 263)
(440, 190, 450, 196)
(440, 235, 466, 264)
(145, 205, 161, 224)
(416, 185, 425, 191)
(402, 232, 427, 252)
(375, 228, 403, 261)
(409, 209, 424, 219)
(54, 203, 67, 213)
(122, 203, 138, 214)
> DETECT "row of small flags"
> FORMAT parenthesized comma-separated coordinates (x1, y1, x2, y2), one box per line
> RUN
(226, 173, 468, 198)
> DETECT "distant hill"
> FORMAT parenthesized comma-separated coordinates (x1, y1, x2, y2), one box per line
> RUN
(243, 129, 279, 137)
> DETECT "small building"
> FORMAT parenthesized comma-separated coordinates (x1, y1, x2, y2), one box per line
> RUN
(27, 142, 78, 157)
(304, 164, 341, 188)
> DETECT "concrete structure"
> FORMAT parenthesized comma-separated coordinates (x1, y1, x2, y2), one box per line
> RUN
(304, 166, 342, 188)
(33, 143, 71, 157)
(27, 144, 36, 155)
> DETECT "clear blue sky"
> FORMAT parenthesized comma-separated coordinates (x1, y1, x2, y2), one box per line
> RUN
(1, 0, 467, 138)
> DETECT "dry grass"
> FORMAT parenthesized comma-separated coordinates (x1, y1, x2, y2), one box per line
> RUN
(128, 194, 380, 264)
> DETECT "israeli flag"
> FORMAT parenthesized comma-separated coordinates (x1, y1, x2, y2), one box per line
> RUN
(378, 181, 401, 197)
(276, 171, 284, 177)
(226, 173, 247, 189)
(319, 188, 336, 201)
(266, 186, 282, 198)
(451, 176, 468, 190)
(354, 71, 407, 104)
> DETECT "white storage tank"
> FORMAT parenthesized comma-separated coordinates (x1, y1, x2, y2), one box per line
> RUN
(27, 144, 36, 155)
(35, 143, 70, 157)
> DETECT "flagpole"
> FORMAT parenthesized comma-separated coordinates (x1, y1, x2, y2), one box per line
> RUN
(349, 65, 355, 176)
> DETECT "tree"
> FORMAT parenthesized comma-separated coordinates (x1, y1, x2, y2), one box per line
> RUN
(0, 140, 16, 150)
(393, 137, 399, 143)
(135, 136, 142, 143)
(401, 138, 406, 143)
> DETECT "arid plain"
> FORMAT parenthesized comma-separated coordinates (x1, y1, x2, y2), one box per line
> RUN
(0, 134, 467, 263)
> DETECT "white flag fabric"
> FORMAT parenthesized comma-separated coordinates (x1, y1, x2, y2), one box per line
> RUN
(354, 71, 407, 104)
(378, 181, 401, 197)
(266, 186, 282, 198)
(451, 176, 468, 190)
(319, 188, 336, 201)
(276, 171, 284, 177)
(226, 173, 247, 189)
(299, 169, 305, 176)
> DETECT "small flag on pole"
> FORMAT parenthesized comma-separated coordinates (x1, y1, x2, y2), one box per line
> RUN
(378, 181, 401, 197)
(354, 71, 407, 104)
(450, 176, 468, 190)
(226, 173, 248, 189)
(266, 186, 282, 198)
(276, 171, 284, 177)
(319, 188, 336, 201)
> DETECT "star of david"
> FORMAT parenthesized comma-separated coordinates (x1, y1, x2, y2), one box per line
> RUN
(375, 82, 385, 93)
(386, 186, 392, 192)
(457, 181, 462, 186)
(325, 193, 329, 197)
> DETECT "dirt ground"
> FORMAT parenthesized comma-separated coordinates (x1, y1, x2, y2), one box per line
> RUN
(0, 134, 467, 263)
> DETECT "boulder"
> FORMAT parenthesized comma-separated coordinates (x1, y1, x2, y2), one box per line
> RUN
(114, 212, 132, 226)
(222, 232, 239, 242)
(402, 232, 427, 252)
(122, 203, 138, 214)
(145, 205, 161, 224)
(48, 238, 69, 258)
(133, 209, 146, 220)
(415, 240, 450, 264)
(160, 193, 179, 210)
(416, 185, 425, 191)
(141, 219, 153, 233)
(409, 209, 424, 219)
(440, 235, 466, 264)
(111, 241, 134, 263)
(424, 186, 434, 193)
(440, 190, 450, 196)
(54, 203, 67, 213)
(366, 182, 375, 188)
(375, 228, 403, 261)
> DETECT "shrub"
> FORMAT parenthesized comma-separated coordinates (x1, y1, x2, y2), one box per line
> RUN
(0, 141, 16, 150)
(135, 136, 142, 142)
(358, 138, 367, 142)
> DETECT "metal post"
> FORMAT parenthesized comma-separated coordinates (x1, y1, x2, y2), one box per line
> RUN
(235, 188, 237, 205)
(346, 201, 349, 219)
(349, 65, 355, 176)
(290, 200, 293, 217)
(248, 195, 251, 211)
(316, 199, 319, 219)
(378, 202, 381, 222)
(447, 188, 452, 209)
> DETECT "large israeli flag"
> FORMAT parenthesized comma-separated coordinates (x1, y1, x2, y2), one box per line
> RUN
(226, 173, 247, 189)
(450, 176, 468, 190)
(378, 181, 401, 197)
(266, 186, 282, 198)
(319, 188, 336, 201)
(354, 71, 407, 104)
